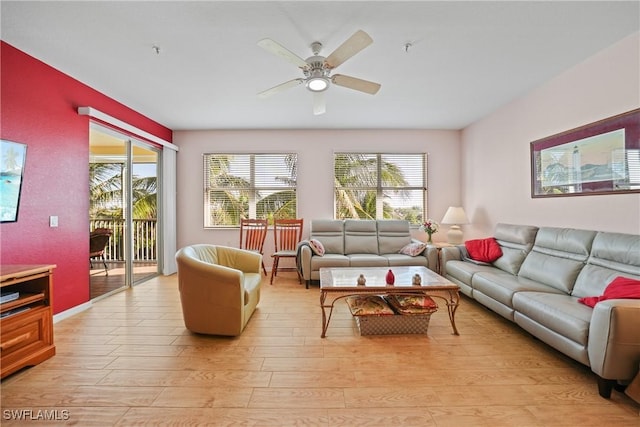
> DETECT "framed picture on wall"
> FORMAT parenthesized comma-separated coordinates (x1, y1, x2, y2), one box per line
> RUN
(1, 140, 28, 222)
(530, 108, 640, 198)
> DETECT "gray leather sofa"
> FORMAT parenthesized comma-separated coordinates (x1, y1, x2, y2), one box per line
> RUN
(440, 223, 640, 398)
(298, 219, 437, 287)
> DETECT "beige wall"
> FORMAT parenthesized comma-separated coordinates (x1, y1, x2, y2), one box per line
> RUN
(174, 129, 461, 266)
(461, 32, 640, 238)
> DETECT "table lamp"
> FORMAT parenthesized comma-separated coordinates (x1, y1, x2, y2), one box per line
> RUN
(441, 206, 469, 244)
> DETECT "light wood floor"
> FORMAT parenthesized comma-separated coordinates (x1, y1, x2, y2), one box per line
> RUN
(1, 273, 638, 426)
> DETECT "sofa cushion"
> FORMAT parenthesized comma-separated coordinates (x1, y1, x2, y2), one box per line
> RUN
(311, 253, 350, 271)
(578, 276, 640, 307)
(465, 237, 502, 263)
(384, 253, 429, 267)
(347, 254, 389, 267)
(377, 220, 412, 254)
(472, 271, 565, 308)
(513, 292, 592, 346)
(344, 220, 379, 254)
(310, 220, 345, 254)
(445, 260, 496, 286)
(494, 223, 539, 246)
(518, 227, 596, 294)
(491, 223, 539, 275)
(399, 242, 427, 256)
(572, 231, 640, 298)
(309, 238, 325, 256)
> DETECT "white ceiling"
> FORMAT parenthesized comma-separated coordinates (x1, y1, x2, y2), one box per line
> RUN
(2, 1, 638, 131)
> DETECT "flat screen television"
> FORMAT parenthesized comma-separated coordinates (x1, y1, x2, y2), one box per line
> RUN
(1, 139, 27, 223)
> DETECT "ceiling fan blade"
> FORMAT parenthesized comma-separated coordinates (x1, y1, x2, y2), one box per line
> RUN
(257, 38, 308, 68)
(331, 74, 381, 95)
(257, 78, 304, 99)
(325, 30, 373, 69)
(313, 91, 326, 115)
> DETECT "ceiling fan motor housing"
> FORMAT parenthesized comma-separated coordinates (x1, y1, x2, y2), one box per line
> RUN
(304, 56, 330, 92)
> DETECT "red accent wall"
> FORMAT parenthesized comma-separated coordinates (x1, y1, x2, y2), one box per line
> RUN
(0, 42, 172, 314)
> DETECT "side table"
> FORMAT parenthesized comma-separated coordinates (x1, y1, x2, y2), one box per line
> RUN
(426, 242, 454, 275)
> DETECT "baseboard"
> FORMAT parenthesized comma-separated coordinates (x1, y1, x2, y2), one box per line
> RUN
(53, 301, 92, 323)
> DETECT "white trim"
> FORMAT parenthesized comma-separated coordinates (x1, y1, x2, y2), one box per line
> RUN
(53, 301, 92, 323)
(78, 106, 178, 151)
(162, 148, 178, 274)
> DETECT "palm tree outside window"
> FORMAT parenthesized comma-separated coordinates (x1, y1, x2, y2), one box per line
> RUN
(203, 153, 298, 227)
(334, 152, 427, 224)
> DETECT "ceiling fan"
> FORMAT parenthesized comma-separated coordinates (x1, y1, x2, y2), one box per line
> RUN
(257, 30, 381, 115)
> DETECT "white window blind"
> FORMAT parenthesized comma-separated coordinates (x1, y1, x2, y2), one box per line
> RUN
(203, 153, 297, 227)
(333, 152, 427, 224)
(626, 149, 640, 189)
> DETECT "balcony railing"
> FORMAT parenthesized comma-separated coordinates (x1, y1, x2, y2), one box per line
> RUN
(90, 218, 157, 262)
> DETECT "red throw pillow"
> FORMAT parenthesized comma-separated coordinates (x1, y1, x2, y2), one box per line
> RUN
(578, 276, 640, 307)
(465, 237, 503, 263)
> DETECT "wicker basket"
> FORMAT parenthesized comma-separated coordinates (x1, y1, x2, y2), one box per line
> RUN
(354, 313, 431, 335)
(346, 295, 435, 336)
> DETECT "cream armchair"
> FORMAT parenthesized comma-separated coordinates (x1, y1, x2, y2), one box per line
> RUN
(175, 244, 262, 336)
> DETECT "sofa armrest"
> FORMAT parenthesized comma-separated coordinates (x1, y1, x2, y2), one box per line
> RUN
(298, 244, 313, 281)
(440, 245, 463, 265)
(419, 243, 439, 272)
(588, 299, 640, 381)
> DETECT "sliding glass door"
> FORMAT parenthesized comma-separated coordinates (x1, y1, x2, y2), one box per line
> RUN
(89, 124, 161, 299)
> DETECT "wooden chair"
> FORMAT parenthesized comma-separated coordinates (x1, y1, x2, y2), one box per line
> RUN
(90, 228, 113, 275)
(239, 218, 268, 276)
(270, 218, 304, 285)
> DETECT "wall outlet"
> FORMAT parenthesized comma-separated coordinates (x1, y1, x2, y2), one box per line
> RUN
(49, 216, 58, 227)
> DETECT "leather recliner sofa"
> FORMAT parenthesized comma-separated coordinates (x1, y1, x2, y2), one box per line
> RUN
(440, 223, 640, 398)
(298, 219, 437, 287)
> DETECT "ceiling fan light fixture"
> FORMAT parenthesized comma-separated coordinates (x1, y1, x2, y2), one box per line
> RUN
(307, 76, 329, 92)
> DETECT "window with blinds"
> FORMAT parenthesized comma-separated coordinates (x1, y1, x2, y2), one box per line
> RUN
(333, 152, 427, 224)
(203, 153, 297, 227)
(626, 149, 640, 189)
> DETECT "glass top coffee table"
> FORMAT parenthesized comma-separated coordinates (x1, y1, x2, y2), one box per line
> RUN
(319, 266, 460, 338)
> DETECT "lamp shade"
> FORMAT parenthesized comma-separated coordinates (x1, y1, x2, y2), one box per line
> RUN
(441, 206, 469, 225)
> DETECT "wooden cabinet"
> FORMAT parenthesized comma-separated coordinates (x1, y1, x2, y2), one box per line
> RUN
(1, 264, 56, 379)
